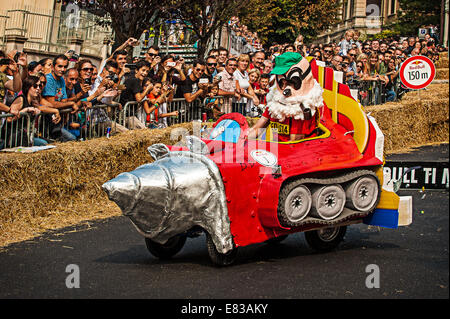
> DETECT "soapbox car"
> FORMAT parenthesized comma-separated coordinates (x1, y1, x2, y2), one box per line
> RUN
(103, 60, 412, 266)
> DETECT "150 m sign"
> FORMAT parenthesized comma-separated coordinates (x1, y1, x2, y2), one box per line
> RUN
(400, 56, 436, 90)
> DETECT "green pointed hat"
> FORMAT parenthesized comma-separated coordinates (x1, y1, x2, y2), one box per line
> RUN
(271, 52, 303, 75)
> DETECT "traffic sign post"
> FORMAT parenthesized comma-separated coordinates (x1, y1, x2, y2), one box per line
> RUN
(400, 56, 436, 92)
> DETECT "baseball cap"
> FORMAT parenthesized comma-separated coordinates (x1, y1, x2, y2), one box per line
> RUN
(271, 52, 303, 75)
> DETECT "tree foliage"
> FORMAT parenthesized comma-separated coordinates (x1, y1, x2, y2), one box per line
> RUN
(90, 0, 166, 46)
(387, 0, 442, 36)
(239, 0, 341, 46)
(77, 0, 342, 54)
(164, 0, 247, 58)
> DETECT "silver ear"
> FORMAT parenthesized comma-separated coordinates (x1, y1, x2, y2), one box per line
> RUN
(148, 143, 170, 161)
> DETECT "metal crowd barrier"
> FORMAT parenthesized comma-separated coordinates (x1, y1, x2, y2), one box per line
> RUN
(34, 104, 125, 142)
(355, 79, 409, 106)
(0, 96, 227, 149)
(357, 80, 386, 106)
(0, 112, 33, 149)
(168, 98, 203, 124)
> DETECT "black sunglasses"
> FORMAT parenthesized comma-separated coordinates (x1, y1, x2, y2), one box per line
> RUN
(207, 63, 216, 66)
(82, 67, 94, 72)
(276, 65, 311, 91)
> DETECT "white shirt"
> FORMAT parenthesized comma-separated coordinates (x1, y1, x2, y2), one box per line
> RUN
(233, 69, 249, 103)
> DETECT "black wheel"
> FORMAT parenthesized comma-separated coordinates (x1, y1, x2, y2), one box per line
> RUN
(206, 233, 238, 267)
(266, 235, 289, 244)
(304, 226, 347, 252)
(145, 235, 186, 259)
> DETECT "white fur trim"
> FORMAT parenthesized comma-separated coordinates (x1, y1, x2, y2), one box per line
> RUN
(267, 80, 324, 121)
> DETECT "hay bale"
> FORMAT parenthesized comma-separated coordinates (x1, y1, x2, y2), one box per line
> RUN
(436, 68, 449, 80)
(436, 57, 448, 69)
(0, 123, 194, 247)
(366, 83, 449, 153)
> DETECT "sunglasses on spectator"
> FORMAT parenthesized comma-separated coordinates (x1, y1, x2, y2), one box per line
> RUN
(147, 53, 158, 57)
(82, 67, 94, 72)
(33, 82, 42, 89)
(349, 54, 356, 57)
(207, 63, 216, 66)
(324, 50, 332, 53)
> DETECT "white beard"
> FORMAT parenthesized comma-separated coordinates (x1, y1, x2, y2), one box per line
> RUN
(267, 80, 324, 121)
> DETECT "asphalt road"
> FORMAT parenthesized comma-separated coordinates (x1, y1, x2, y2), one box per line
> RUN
(0, 144, 448, 303)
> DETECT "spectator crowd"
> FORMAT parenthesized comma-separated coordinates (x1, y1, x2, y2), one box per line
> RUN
(289, 29, 445, 104)
(0, 23, 447, 150)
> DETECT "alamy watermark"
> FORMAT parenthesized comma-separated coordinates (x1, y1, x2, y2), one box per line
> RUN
(365, 264, 380, 289)
(65, 2, 81, 29)
(366, 4, 381, 29)
(65, 264, 80, 289)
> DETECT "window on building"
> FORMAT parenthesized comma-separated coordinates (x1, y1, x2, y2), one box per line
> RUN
(342, 1, 347, 20)
(390, 0, 396, 15)
(349, 0, 355, 18)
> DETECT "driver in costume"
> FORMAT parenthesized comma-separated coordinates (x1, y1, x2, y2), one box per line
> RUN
(246, 52, 324, 142)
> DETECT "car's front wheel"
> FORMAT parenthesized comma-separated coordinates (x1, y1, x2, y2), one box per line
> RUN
(145, 235, 187, 259)
(206, 233, 238, 267)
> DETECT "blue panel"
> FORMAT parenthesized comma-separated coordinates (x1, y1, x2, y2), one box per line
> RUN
(209, 120, 241, 143)
(363, 209, 399, 229)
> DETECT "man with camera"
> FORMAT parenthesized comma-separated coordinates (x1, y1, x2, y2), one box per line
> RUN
(175, 60, 208, 103)
(63, 60, 94, 104)
(204, 55, 218, 83)
(144, 45, 161, 79)
(0, 52, 22, 115)
(96, 37, 139, 85)
(86, 60, 128, 133)
(119, 60, 153, 129)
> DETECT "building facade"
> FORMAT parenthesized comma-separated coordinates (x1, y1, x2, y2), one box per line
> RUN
(0, 0, 112, 67)
(316, 0, 399, 43)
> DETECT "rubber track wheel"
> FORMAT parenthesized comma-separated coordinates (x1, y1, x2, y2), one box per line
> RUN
(278, 180, 312, 227)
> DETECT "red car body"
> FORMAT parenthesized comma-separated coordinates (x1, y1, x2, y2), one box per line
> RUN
(104, 58, 409, 265)
(168, 102, 383, 248)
